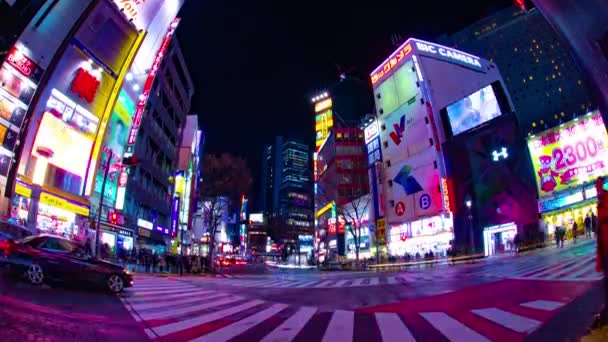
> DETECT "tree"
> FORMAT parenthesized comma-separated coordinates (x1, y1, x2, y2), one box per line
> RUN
(336, 192, 371, 264)
(200, 153, 252, 270)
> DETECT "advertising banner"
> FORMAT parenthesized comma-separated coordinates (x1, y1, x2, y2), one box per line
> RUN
(315, 109, 333, 152)
(386, 148, 443, 223)
(111, 0, 166, 32)
(528, 112, 608, 197)
(374, 60, 418, 116)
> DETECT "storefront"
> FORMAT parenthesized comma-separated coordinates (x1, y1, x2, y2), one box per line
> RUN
(99, 222, 134, 256)
(388, 214, 454, 257)
(346, 227, 371, 260)
(136, 224, 168, 255)
(528, 111, 608, 241)
(483, 222, 517, 256)
(10, 179, 89, 240)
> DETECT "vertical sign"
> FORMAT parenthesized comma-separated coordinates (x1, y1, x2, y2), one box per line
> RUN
(171, 196, 180, 237)
(125, 18, 181, 153)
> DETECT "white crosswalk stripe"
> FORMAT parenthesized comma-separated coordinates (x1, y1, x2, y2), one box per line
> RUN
(520, 300, 565, 311)
(138, 295, 245, 321)
(471, 308, 541, 333)
(121, 276, 568, 341)
(149, 299, 265, 337)
(322, 310, 354, 342)
(191, 303, 289, 342)
(421, 312, 491, 342)
(375, 313, 416, 342)
(129, 292, 225, 311)
(261, 307, 317, 342)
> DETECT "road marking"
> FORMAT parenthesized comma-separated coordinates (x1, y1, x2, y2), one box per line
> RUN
(520, 300, 565, 311)
(150, 299, 264, 337)
(369, 277, 380, 286)
(127, 289, 216, 304)
(261, 307, 317, 342)
(471, 308, 541, 333)
(139, 296, 244, 321)
(294, 281, 320, 288)
(386, 276, 399, 285)
(130, 284, 197, 291)
(349, 278, 366, 287)
(256, 280, 287, 287)
(334, 279, 351, 287)
(126, 288, 199, 297)
(190, 303, 289, 342)
(129, 292, 225, 311)
(420, 312, 490, 342)
(551, 257, 594, 279)
(375, 312, 416, 342)
(321, 310, 354, 342)
(314, 280, 335, 288)
(559, 260, 598, 280)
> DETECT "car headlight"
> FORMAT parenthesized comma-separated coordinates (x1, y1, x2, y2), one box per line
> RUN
(124, 269, 131, 275)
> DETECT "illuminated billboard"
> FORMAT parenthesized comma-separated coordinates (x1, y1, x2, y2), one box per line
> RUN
(32, 111, 95, 194)
(315, 108, 334, 152)
(445, 85, 502, 136)
(528, 111, 608, 197)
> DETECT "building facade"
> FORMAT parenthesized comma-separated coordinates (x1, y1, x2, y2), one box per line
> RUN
(3, 0, 187, 258)
(123, 37, 194, 253)
(437, 5, 595, 135)
(260, 137, 313, 244)
(532, 0, 608, 124)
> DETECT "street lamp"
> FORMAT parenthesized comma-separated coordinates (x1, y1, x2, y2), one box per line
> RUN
(465, 194, 474, 252)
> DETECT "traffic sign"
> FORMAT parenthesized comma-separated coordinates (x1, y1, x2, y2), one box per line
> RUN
(395, 201, 406, 216)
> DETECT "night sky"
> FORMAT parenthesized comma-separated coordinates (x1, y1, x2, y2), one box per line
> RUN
(176, 0, 514, 204)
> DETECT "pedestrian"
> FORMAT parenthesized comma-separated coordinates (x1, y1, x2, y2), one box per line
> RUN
(586, 213, 593, 239)
(84, 238, 92, 256)
(152, 253, 159, 273)
(593, 177, 608, 326)
(555, 227, 561, 248)
(572, 221, 578, 243)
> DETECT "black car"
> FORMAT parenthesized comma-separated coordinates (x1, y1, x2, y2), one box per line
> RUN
(3, 235, 133, 293)
(0, 221, 32, 257)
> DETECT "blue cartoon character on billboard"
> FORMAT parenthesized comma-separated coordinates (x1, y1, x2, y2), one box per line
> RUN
(393, 164, 423, 195)
(538, 155, 558, 193)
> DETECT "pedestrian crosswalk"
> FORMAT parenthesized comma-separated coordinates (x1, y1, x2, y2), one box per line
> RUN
(121, 276, 567, 342)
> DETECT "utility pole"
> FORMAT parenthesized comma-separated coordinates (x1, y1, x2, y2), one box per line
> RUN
(95, 152, 113, 258)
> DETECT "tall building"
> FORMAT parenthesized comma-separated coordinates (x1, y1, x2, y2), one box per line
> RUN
(3, 1, 186, 257)
(259, 137, 313, 243)
(532, 0, 608, 122)
(437, 5, 595, 134)
(122, 36, 194, 253)
(312, 76, 372, 260)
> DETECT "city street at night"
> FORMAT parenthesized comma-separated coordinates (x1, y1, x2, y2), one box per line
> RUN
(2, 0, 608, 341)
(1, 241, 602, 341)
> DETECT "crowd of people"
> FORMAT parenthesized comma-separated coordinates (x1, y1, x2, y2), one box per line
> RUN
(123, 248, 209, 274)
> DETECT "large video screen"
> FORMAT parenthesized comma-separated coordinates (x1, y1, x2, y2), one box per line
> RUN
(446, 85, 502, 135)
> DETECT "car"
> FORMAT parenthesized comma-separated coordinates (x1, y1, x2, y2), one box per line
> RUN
(3, 235, 133, 293)
(0, 221, 32, 260)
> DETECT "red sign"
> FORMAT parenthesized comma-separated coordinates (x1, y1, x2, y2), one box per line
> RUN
(118, 171, 128, 187)
(395, 201, 406, 216)
(371, 43, 413, 85)
(71, 67, 100, 103)
(515, 0, 527, 11)
(127, 17, 181, 146)
(6, 47, 37, 78)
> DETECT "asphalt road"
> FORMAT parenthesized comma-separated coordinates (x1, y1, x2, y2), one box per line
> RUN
(0, 239, 601, 341)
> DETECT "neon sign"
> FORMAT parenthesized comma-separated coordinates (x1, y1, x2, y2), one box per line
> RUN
(71, 67, 100, 103)
(441, 178, 451, 214)
(6, 47, 38, 79)
(127, 18, 181, 146)
(371, 42, 413, 85)
(414, 41, 482, 70)
(314, 98, 332, 113)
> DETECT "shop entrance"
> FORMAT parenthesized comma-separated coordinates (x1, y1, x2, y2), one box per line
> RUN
(483, 223, 517, 256)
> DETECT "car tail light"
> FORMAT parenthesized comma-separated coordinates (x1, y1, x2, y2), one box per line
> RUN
(0, 240, 12, 256)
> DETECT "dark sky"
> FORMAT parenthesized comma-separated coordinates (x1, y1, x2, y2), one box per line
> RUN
(176, 0, 514, 202)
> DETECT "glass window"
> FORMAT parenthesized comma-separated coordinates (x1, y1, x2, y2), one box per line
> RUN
(42, 238, 75, 253)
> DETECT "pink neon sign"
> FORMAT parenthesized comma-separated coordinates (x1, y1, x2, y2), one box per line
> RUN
(127, 17, 181, 146)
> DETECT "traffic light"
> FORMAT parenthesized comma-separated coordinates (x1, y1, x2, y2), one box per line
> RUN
(109, 211, 118, 225)
(122, 156, 137, 166)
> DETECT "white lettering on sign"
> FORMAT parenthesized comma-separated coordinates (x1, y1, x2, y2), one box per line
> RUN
(415, 41, 482, 69)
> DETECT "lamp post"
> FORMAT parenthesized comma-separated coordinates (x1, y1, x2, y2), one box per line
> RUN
(95, 151, 115, 258)
(465, 194, 474, 253)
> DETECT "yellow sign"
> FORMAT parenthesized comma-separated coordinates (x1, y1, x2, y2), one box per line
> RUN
(15, 183, 31, 198)
(40, 192, 89, 216)
(139, 228, 151, 237)
(316, 201, 334, 218)
(315, 109, 334, 151)
(376, 218, 386, 245)
(314, 98, 332, 113)
(527, 112, 608, 197)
